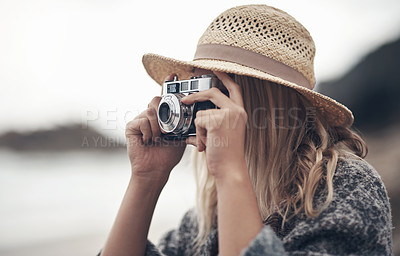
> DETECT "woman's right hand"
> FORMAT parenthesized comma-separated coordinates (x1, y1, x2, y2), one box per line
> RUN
(125, 75, 186, 187)
(102, 76, 186, 256)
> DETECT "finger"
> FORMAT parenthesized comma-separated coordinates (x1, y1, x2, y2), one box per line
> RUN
(133, 110, 147, 120)
(133, 96, 161, 122)
(125, 117, 152, 143)
(147, 96, 162, 110)
(181, 87, 232, 109)
(194, 115, 208, 152)
(126, 119, 142, 137)
(143, 96, 165, 137)
(185, 136, 197, 147)
(196, 126, 207, 152)
(164, 73, 177, 82)
(196, 109, 226, 130)
(145, 107, 161, 140)
(214, 71, 244, 107)
(146, 97, 162, 137)
(138, 117, 153, 144)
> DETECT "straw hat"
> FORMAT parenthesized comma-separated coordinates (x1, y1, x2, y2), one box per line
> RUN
(142, 4, 353, 127)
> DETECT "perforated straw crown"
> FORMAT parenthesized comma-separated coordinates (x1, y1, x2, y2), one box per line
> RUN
(143, 5, 354, 127)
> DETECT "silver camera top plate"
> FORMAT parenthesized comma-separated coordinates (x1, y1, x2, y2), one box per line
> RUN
(162, 75, 218, 95)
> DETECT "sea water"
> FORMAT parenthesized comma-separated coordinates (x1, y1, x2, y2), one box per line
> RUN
(0, 148, 195, 256)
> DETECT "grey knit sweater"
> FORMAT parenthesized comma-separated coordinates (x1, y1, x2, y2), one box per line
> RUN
(144, 156, 393, 255)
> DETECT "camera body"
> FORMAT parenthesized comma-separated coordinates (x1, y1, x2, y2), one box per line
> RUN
(157, 74, 218, 139)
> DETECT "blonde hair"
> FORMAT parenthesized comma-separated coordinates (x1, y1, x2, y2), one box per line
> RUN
(192, 75, 367, 248)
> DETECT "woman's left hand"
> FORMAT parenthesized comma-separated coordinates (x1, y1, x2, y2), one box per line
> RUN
(185, 72, 262, 255)
(183, 71, 248, 179)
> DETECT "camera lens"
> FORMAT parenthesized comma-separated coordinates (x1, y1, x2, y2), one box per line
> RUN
(158, 94, 195, 135)
(159, 102, 171, 123)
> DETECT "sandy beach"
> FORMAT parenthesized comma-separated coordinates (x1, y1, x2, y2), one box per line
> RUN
(0, 148, 196, 256)
(1, 127, 399, 256)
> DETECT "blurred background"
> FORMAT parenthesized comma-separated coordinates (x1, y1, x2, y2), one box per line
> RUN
(0, 0, 399, 255)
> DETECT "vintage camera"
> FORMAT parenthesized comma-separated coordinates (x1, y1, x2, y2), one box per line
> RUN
(157, 74, 218, 139)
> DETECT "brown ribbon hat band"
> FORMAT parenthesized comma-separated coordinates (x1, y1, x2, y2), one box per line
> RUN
(194, 44, 312, 90)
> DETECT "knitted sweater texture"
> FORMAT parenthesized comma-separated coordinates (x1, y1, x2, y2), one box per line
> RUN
(144, 157, 393, 255)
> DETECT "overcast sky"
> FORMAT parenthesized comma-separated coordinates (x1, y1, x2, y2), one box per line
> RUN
(1, 0, 400, 136)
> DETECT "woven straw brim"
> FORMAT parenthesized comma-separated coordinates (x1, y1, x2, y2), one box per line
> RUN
(142, 53, 354, 127)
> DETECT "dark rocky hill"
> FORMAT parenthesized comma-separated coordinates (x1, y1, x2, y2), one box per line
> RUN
(317, 38, 400, 132)
(318, 38, 400, 254)
(0, 124, 125, 152)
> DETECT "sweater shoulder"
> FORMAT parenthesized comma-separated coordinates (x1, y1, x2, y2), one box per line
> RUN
(334, 155, 389, 201)
(329, 155, 391, 221)
(157, 209, 199, 255)
(283, 155, 393, 254)
(336, 154, 382, 180)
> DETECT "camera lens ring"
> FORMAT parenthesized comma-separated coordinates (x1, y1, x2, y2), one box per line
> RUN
(157, 94, 194, 134)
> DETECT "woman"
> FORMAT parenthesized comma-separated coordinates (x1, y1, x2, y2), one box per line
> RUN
(99, 5, 392, 256)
